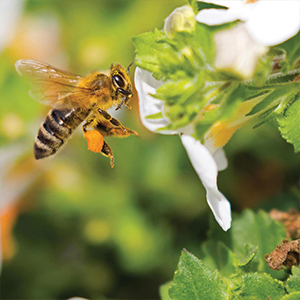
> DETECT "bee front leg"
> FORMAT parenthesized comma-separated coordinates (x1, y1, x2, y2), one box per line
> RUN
(97, 109, 139, 137)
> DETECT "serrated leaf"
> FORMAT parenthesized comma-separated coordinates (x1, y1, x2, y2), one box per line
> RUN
(169, 250, 227, 300)
(277, 96, 300, 152)
(246, 88, 288, 116)
(252, 105, 278, 129)
(265, 69, 300, 85)
(239, 273, 285, 299)
(285, 266, 300, 294)
(202, 242, 240, 277)
(133, 29, 168, 79)
(231, 210, 286, 278)
(202, 210, 286, 279)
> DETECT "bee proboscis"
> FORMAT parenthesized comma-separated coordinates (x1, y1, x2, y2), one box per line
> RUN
(15, 59, 138, 167)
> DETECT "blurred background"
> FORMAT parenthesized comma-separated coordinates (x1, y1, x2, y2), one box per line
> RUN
(0, 0, 299, 299)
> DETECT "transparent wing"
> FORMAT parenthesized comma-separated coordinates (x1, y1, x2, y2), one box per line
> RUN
(15, 59, 88, 107)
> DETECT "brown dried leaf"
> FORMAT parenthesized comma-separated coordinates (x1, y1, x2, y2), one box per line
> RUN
(265, 238, 300, 270)
(270, 209, 300, 239)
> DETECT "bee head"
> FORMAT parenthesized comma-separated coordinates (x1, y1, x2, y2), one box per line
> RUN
(110, 63, 133, 110)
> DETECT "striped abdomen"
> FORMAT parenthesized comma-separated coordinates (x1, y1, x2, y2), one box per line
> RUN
(34, 108, 89, 159)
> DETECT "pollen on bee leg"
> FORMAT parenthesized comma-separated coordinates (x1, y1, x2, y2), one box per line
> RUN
(84, 130, 104, 153)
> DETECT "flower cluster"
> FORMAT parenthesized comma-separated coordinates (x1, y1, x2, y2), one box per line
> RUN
(134, 0, 300, 231)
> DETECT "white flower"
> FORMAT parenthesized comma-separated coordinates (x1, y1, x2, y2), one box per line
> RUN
(196, 0, 300, 46)
(0, 0, 25, 51)
(135, 67, 231, 231)
(213, 23, 268, 79)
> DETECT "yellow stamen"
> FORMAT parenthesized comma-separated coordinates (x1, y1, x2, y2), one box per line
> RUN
(208, 121, 241, 148)
(206, 97, 262, 148)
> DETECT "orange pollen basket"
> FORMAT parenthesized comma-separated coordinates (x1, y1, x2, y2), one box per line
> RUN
(84, 130, 104, 153)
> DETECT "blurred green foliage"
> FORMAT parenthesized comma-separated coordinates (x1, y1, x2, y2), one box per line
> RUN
(164, 211, 300, 300)
(0, 0, 300, 299)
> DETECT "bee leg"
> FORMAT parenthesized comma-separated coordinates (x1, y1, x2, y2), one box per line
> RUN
(97, 109, 139, 137)
(82, 116, 97, 133)
(82, 116, 114, 167)
(109, 126, 139, 137)
(101, 141, 114, 168)
(95, 120, 138, 138)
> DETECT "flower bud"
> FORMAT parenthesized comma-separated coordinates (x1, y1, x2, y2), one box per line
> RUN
(164, 5, 196, 38)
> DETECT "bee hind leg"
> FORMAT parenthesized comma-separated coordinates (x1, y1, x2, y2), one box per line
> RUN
(101, 141, 114, 168)
(82, 116, 97, 133)
(82, 117, 114, 167)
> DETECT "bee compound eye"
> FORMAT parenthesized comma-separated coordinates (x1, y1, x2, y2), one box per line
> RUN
(112, 75, 125, 88)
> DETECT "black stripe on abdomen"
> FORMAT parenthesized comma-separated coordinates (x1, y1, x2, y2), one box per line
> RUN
(34, 108, 85, 160)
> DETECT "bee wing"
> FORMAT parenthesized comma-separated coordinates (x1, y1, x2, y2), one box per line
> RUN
(15, 59, 87, 107)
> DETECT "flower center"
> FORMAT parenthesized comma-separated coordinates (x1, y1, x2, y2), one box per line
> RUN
(208, 121, 241, 148)
(245, 0, 258, 3)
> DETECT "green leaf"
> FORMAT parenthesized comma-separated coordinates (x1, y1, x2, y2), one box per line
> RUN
(169, 250, 227, 300)
(145, 112, 163, 120)
(160, 281, 172, 300)
(230, 210, 286, 278)
(202, 242, 240, 277)
(285, 266, 300, 294)
(165, 211, 289, 300)
(133, 29, 168, 79)
(277, 95, 300, 152)
(239, 273, 285, 299)
(246, 89, 284, 116)
(282, 293, 300, 300)
(193, 1, 229, 14)
(202, 210, 286, 279)
(246, 80, 300, 117)
(274, 31, 300, 68)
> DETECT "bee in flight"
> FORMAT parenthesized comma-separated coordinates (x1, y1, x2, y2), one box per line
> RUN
(15, 59, 138, 167)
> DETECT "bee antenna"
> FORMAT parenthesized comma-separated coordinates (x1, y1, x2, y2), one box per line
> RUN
(127, 60, 135, 74)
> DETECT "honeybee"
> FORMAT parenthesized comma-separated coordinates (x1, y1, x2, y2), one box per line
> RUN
(15, 59, 138, 167)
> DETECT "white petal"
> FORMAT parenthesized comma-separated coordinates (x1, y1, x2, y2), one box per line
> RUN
(180, 134, 231, 231)
(134, 67, 177, 135)
(196, 8, 239, 25)
(213, 24, 268, 79)
(203, 139, 228, 171)
(245, 1, 300, 46)
(212, 148, 228, 171)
